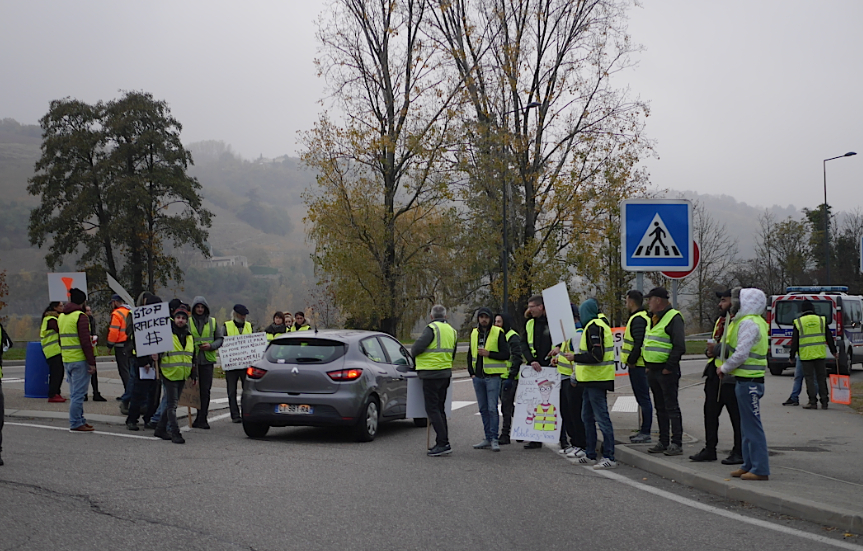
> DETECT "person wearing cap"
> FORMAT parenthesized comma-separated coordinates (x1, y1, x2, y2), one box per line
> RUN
(291, 311, 311, 331)
(154, 304, 193, 444)
(523, 294, 552, 449)
(224, 304, 252, 422)
(107, 294, 132, 398)
(717, 288, 770, 481)
(622, 290, 652, 444)
(789, 299, 836, 410)
(190, 296, 224, 429)
(58, 288, 97, 432)
(691, 289, 742, 465)
(643, 287, 686, 456)
(467, 307, 509, 452)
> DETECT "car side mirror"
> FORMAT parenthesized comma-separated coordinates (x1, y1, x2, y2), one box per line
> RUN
(396, 364, 410, 373)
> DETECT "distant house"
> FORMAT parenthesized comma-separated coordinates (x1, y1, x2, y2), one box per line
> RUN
(197, 255, 249, 269)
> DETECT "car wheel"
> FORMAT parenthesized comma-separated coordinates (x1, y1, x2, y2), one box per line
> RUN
(354, 397, 379, 442)
(413, 418, 428, 428)
(769, 365, 785, 376)
(243, 421, 270, 438)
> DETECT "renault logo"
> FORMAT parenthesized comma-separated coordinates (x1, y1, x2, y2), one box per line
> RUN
(291, 367, 299, 375)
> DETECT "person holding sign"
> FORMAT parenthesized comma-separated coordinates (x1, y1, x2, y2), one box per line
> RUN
(523, 295, 553, 449)
(467, 307, 509, 452)
(224, 304, 253, 423)
(154, 305, 194, 444)
(496, 313, 523, 445)
(190, 296, 224, 429)
(125, 294, 162, 431)
(59, 288, 97, 432)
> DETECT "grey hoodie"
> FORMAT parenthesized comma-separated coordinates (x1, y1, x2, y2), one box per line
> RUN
(191, 296, 224, 365)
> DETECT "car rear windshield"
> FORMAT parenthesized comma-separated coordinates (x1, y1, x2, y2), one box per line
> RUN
(774, 300, 833, 326)
(265, 338, 347, 364)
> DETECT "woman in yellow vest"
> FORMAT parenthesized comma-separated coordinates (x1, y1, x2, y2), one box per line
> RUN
(41, 302, 66, 403)
(154, 305, 194, 444)
(717, 288, 770, 481)
(264, 311, 288, 341)
(224, 304, 253, 422)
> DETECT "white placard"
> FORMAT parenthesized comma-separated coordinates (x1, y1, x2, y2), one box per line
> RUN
(511, 366, 562, 443)
(543, 282, 578, 346)
(132, 302, 173, 356)
(405, 376, 454, 419)
(612, 327, 627, 377)
(107, 273, 135, 307)
(219, 332, 268, 371)
(48, 272, 87, 301)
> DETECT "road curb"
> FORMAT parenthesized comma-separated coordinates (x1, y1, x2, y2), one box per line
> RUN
(614, 443, 863, 533)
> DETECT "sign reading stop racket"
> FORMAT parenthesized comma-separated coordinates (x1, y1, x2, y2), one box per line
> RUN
(47, 272, 88, 301)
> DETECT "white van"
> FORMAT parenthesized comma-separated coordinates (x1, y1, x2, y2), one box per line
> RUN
(766, 286, 863, 376)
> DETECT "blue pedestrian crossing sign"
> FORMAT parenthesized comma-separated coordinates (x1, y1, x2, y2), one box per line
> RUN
(620, 199, 693, 271)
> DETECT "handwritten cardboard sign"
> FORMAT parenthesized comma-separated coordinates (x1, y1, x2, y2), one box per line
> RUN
(219, 332, 268, 371)
(511, 366, 562, 443)
(132, 302, 173, 356)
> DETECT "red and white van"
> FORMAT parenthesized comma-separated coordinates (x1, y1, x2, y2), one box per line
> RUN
(766, 286, 863, 376)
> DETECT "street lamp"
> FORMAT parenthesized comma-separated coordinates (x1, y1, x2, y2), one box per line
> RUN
(500, 101, 540, 315)
(823, 151, 857, 285)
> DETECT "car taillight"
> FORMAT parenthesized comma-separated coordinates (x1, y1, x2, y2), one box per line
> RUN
(246, 366, 267, 379)
(327, 368, 363, 381)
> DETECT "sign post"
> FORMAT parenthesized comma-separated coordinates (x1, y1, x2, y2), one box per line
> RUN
(621, 199, 694, 273)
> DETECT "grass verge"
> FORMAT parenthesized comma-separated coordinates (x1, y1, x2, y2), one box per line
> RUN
(851, 381, 863, 415)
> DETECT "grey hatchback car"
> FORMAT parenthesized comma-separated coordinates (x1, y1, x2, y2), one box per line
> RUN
(241, 330, 422, 441)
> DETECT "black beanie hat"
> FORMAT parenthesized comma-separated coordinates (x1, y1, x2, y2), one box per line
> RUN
(69, 288, 86, 305)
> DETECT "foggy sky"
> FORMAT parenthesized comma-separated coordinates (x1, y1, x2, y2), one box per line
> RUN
(2, 0, 861, 212)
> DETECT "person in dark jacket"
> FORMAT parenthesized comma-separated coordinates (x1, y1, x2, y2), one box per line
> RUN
(623, 290, 652, 443)
(265, 312, 288, 341)
(83, 305, 106, 402)
(190, 296, 223, 429)
(125, 294, 162, 431)
(467, 307, 510, 451)
(41, 302, 66, 402)
(789, 299, 837, 409)
(523, 295, 552, 449)
(495, 313, 523, 445)
(0, 320, 13, 465)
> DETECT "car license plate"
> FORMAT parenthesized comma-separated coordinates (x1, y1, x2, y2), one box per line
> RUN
(275, 404, 313, 415)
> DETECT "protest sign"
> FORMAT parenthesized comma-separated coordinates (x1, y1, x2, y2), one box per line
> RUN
(830, 374, 852, 405)
(48, 272, 87, 301)
(612, 327, 627, 377)
(219, 332, 268, 371)
(132, 302, 173, 356)
(106, 273, 135, 307)
(543, 282, 578, 346)
(511, 366, 562, 444)
(405, 376, 454, 419)
(178, 379, 201, 410)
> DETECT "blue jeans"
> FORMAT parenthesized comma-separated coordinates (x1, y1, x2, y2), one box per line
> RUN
(150, 393, 168, 424)
(472, 376, 501, 441)
(789, 357, 817, 401)
(64, 361, 91, 429)
(120, 358, 137, 403)
(582, 386, 615, 461)
(628, 366, 652, 435)
(156, 379, 184, 435)
(735, 380, 770, 476)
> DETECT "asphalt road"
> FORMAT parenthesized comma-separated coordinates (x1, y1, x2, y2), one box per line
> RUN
(2, 362, 862, 550)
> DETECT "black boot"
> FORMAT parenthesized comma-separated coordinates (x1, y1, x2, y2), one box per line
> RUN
(721, 451, 744, 465)
(689, 447, 717, 462)
(92, 393, 107, 402)
(498, 434, 511, 445)
(171, 432, 186, 444)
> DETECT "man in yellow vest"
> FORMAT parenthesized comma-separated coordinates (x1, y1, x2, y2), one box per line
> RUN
(59, 288, 97, 432)
(154, 304, 194, 444)
(622, 290, 652, 444)
(224, 304, 253, 423)
(495, 313, 523, 445)
(291, 311, 311, 331)
(0, 320, 12, 465)
(411, 304, 458, 457)
(561, 298, 617, 469)
(717, 288, 770, 481)
(41, 301, 66, 402)
(643, 287, 686, 456)
(789, 299, 836, 410)
(468, 307, 510, 452)
(190, 296, 224, 429)
(523, 295, 552, 449)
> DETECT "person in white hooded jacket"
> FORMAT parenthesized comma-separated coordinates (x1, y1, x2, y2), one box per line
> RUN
(717, 288, 770, 481)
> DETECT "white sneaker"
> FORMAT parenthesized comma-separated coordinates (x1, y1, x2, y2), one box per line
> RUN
(558, 446, 575, 455)
(593, 458, 618, 469)
(566, 447, 587, 459)
(575, 455, 595, 464)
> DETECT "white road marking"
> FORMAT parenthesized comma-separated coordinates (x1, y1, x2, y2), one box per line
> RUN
(1, 377, 25, 383)
(589, 467, 863, 550)
(451, 401, 476, 411)
(474, 404, 502, 415)
(611, 396, 639, 413)
(6, 422, 157, 440)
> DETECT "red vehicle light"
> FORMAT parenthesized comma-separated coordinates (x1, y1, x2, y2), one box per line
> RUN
(246, 366, 268, 379)
(327, 368, 363, 381)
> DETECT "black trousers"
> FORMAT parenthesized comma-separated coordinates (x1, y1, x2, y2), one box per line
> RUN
(0, 381, 5, 455)
(560, 380, 586, 448)
(47, 354, 64, 397)
(500, 379, 518, 437)
(648, 368, 683, 446)
(195, 364, 214, 422)
(703, 371, 741, 454)
(802, 359, 828, 406)
(114, 345, 131, 390)
(422, 377, 450, 447)
(126, 377, 157, 424)
(89, 368, 100, 395)
(225, 369, 247, 420)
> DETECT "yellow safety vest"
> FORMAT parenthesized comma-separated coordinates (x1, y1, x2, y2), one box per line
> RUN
(532, 404, 557, 431)
(555, 329, 582, 377)
(469, 325, 506, 375)
(622, 310, 650, 367)
(794, 314, 827, 361)
(525, 318, 537, 359)
(502, 329, 520, 380)
(290, 324, 311, 332)
(643, 309, 683, 364)
(415, 321, 457, 371)
(161, 333, 194, 381)
(58, 310, 86, 363)
(575, 315, 615, 382)
(728, 315, 768, 378)
(40, 313, 61, 359)
(714, 316, 727, 368)
(225, 321, 252, 336)
(190, 317, 218, 363)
